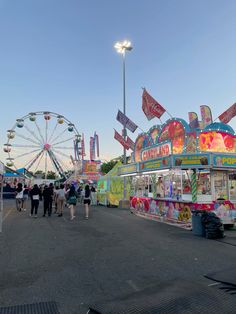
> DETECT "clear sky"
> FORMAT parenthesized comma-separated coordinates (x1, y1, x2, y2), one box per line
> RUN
(0, 0, 236, 165)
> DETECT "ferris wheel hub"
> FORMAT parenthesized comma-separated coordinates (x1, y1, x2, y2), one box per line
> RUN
(44, 143, 51, 150)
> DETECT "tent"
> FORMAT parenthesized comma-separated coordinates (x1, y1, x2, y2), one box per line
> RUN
(97, 161, 130, 207)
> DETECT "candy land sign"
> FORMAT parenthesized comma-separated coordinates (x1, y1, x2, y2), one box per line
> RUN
(141, 142, 171, 161)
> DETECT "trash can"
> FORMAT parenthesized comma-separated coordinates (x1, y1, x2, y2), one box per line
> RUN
(191, 210, 206, 236)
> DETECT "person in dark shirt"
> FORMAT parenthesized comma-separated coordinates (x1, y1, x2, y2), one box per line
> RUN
(84, 184, 91, 219)
(30, 184, 42, 218)
(43, 185, 52, 217)
(48, 183, 54, 215)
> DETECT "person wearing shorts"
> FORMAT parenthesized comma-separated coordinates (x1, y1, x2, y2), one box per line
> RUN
(83, 184, 91, 219)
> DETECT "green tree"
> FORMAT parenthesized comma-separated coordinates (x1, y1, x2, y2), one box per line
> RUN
(46, 171, 57, 179)
(101, 160, 118, 174)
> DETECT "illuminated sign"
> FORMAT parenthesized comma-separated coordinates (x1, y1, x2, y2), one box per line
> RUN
(83, 160, 101, 173)
(141, 142, 171, 161)
(139, 157, 170, 172)
(118, 163, 138, 175)
(173, 154, 210, 168)
(213, 154, 236, 168)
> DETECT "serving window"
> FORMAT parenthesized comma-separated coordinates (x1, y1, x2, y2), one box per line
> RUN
(229, 172, 236, 201)
(213, 171, 227, 200)
(197, 171, 211, 195)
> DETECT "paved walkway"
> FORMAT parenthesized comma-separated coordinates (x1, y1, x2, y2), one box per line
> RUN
(0, 200, 236, 313)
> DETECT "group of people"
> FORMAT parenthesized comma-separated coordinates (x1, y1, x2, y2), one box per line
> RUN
(15, 182, 94, 221)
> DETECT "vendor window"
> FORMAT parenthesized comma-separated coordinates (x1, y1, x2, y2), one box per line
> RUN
(182, 171, 192, 194)
(213, 171, 227, 200)
(229, 173, 236, 201)
(197, 171, 211, 195)
(170, 171, 182, 198)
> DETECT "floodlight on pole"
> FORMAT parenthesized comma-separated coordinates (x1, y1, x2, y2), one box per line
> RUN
(114, 40, 133, 203)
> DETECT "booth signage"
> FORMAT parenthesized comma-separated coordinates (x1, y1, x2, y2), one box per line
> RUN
(213, 154, 236, 168)
(173, 154, 210, 167)
(119, 163, 137, 175)
(140, 157, 170, 172)
(141, 142, 171, 161)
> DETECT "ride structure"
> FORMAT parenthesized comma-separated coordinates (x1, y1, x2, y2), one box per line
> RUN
(3, 111, 82, 180)
(66, 132, 102, 185)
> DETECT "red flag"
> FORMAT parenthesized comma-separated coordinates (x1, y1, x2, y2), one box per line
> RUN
(218, 103, 236, 124)
(114, 129, 129, 150)
(90, 137, 94, 160)
(126, 136, 135, 151)
(142, 89, 166, 120)
(96, 134, 99, 157)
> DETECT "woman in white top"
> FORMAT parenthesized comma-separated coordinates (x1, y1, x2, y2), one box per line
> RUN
(57, 184, 66, 217)
(15, 182, 24, 211)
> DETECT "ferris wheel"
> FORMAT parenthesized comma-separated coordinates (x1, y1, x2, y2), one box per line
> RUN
(3, 111, 82, 179)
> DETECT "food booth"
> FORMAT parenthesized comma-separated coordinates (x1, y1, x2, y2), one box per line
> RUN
(118, 117, 236, 227)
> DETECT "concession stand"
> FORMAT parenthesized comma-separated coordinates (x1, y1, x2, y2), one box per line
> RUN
(118, 117, 236, 227)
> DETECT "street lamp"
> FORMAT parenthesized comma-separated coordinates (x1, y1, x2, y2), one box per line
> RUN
(114, 40, 133, 203)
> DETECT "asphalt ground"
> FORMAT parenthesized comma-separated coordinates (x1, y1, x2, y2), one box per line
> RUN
(0, 199, 236, 314)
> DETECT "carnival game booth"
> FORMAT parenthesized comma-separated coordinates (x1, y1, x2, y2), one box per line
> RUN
(97, 161, 132, 207)
(118, 117, 236, 227)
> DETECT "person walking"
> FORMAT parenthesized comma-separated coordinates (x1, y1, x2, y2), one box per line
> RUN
(67, 185, 77, 220)
(53, 186, 59, 213)
(15, 182, 24, 211)
(22, 184, 29, 211)
(84, 184, 91, 219)
(48, 183, 54, 216)
(42, 185, 52, 217)
(57, 184, 66, 217)
(90, 185, 97, 205)
(30, 184, 41, 218)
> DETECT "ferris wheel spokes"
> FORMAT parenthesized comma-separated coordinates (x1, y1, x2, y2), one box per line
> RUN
(5, 111, 81, 178)
(33, 120, 46, 144)
(51, 148, 70, 172)
(52, 136, 75, 147)
(45, 150, 48, 179)
(48, 149, 66, 178)
(24, 124, 44, 145)
(11, 144, 40, 148)
(52, 147, 72, 159)
(15, 131, 42, 146)
(48, 121, 59, 144)
(14, 148, 42, 160)
(53, 146, 74, 150)
(25, 149, 44, 171)
(32, 150, 45, 173)
(50, 127, 68, 145)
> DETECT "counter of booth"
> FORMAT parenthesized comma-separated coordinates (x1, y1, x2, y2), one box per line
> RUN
(118, 153, 236, 227)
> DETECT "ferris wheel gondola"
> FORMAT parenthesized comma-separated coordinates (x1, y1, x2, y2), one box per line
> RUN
(4, 111, 82, 179)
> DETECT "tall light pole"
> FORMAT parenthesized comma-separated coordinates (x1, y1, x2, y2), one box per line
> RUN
(114, 40, 132, 202)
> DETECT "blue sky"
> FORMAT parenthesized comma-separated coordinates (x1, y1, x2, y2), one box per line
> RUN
(0, 0, 236, 164)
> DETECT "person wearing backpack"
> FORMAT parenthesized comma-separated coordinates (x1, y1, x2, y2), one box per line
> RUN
(67, 185, 78, 220)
